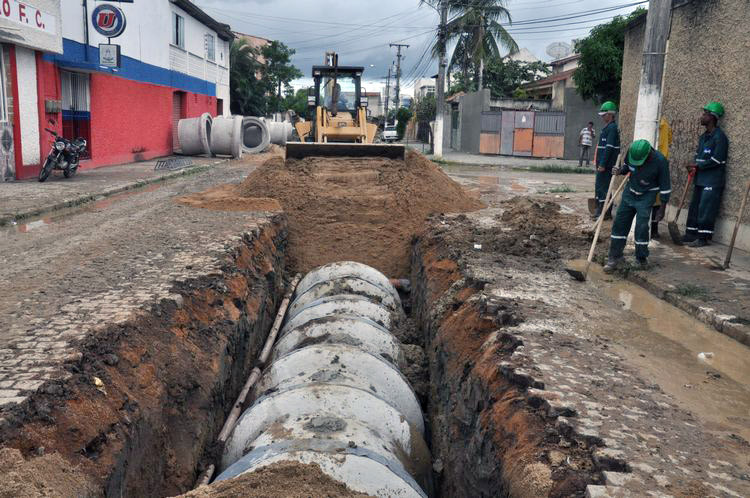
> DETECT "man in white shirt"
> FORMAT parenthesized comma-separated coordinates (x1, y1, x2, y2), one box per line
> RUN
(579, 121, 595, 167)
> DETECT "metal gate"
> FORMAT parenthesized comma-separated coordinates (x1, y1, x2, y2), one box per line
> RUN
(513, 111, 534, 156)
(172, 92, 185, 150)
(479, 111, 501, 154)
(500, 111, 514, 155)
(61, 70, 91, 158)
(532, 112, 565, 158)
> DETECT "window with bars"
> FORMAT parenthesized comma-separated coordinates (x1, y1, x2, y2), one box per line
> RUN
(205, 34, 215, 61)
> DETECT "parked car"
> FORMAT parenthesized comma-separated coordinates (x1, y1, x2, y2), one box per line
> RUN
(382, 125, 398, 143)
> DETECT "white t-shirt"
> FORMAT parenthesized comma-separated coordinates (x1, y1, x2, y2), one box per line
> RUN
(580, 127, 594, 146)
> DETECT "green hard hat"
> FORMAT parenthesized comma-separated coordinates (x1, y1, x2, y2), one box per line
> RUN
(703, 101, 725, 119)
(598, 101, 617, 114)
(627, 139, 651, 166)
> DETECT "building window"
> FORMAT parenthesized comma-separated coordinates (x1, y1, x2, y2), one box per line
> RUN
(205, 34, 215, 61)
(0, 49, 7, 122)
(61, 71, 91, 158)
(172, 13, 185, 48)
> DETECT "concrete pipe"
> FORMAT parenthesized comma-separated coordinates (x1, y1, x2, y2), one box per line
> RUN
(271, 316, 404, 366)
(177, 112, 212, 156)
(265, 121, 293, 145)
(287, 275, 402, 316)
(210, 115, 243, 158)
(296, 261, 401, 306)
(252, 345, 423, 432)
(241, 116, 270, 154)
(281, 295, 398, 336)
(216, 262, 431, 497)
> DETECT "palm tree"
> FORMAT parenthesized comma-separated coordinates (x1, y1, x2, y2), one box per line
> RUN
(427, 0, 518, 91)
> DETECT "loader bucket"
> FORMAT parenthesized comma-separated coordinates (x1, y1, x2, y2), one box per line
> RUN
(285, 142, 405, 160)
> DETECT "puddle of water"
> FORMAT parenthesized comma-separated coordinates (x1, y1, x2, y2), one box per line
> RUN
(566, 259, 750, 441)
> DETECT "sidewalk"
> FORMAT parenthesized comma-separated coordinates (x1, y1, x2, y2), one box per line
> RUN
(405, 142, 584, 169)
(0, 156, 224, 226)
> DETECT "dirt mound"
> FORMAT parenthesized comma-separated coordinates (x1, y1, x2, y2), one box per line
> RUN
(178, 461, 372, 498)
(176, 185, 282, 212)
(0, 448, 98, 498)
(235, 149, 483, 277)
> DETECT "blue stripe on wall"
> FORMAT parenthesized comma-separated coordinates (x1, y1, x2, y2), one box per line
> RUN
(44, 39, 217, 97)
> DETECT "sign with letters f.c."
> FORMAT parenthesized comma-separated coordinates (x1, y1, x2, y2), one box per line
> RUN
(99, 44, 121, 68)
(91, 4, 126, 38)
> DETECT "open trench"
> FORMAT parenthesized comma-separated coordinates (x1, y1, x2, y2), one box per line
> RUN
(7, 154, 745, 497)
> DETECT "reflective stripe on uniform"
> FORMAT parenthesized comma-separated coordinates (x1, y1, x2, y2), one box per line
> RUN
(698, 229, 713, 234)
(635, 241, 649, 245)
(611, 235, 627, 239)
(710, 156, 724, 164)
(606, 144, 620, 148)
(660, 189, 671, 194)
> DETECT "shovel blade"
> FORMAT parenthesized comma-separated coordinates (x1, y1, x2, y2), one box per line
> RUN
(565, 267, 587, 281)
(667, 222, 683, 245)
(587, 198, 597, 215)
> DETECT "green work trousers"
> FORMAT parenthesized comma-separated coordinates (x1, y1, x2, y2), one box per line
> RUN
(608, 188, 656, 261)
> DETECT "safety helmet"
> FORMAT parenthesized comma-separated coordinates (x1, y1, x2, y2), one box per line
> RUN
(703, 101, 724, 119)
(598, 101, 617, 115)
(627, 139, 651, 166)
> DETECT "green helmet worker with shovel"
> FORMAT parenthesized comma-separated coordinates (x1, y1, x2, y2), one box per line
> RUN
(594, 101, 621, 220)
(603, 139, 672, 273)
(682, 101, 729, 247)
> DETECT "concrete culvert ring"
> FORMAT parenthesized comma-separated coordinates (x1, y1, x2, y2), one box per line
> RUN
(241, 116, 270, 154)
(177, 112, 213, 155)
(210, 116, 243, 158)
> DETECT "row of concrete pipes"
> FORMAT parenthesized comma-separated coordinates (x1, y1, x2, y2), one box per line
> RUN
(215, 261, 432, 497)
(176, 113, 293, 158)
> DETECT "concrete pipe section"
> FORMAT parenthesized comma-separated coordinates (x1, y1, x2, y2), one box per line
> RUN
(210, 115, 243, 158)
(264, 120, 293, 146)
(216, 262, 431, 497)
(177, 112, 212, 156)
(241, 116, 270, 154)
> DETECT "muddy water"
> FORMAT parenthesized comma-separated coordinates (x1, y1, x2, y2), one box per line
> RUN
(569, 259, 750, 443)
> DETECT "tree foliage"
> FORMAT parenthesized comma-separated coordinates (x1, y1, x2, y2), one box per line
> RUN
(415, 94, 436, 122)
(573, 8, 645, 105)
(396, 107, 413, 140)
(229, 38, 302, 116)
(448, 56, 549, 98)
(282, 88, 309, 116)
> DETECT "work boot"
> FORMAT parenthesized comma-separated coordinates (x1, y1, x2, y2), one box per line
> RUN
(682, 234, 697, 244)
(635, 257, 649, 269)
(687, 238, 708, 247)
(603, 257, 623, 274)
(651, 230, 660, 240)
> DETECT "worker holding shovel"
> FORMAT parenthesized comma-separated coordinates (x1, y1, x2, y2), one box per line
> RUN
(682, 102, 729, 247)
(593, 101, 621, 220)
(603, 140, 672, 273)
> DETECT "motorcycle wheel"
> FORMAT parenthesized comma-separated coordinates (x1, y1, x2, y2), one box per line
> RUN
(38, 158, 54, 182)
(63, 165, 78, 178)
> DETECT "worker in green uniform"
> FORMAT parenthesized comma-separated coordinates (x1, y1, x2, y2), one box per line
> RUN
(594, 101, 621, 219)
(603, 139, 672, 273)
(682, 102, 729, 247)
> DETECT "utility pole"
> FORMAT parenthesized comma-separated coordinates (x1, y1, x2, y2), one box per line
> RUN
(434, 1, 448, 158)
(633, 0, 672, 144)
(390, 43, 409, 110)
(382, 67, 392, 125)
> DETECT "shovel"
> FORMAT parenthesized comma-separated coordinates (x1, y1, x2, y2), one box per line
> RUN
(566, 152, 627, 281)
(708, 180, 750, 271)
(667, 169, 695, 245)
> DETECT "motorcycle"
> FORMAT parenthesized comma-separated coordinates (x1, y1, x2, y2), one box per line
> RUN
(38, 127, 87, 182)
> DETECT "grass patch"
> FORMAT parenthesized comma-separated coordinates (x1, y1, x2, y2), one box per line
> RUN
(514, 165, 594, 175)
(431, 158, 452, 165)
(673, 283, 710, 299)
(546, 184, 576, 193)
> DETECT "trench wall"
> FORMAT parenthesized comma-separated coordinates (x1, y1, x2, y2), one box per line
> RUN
(0, 216, 287, 496)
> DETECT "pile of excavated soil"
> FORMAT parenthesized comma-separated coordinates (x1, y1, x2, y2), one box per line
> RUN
(176, 185, 282, 212)
(0, 448, 98, 498)
(235, 149, 484, 277)
(179, 461, 372, 498)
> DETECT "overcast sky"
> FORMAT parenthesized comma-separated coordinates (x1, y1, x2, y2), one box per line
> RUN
(194, 0, 643, 95)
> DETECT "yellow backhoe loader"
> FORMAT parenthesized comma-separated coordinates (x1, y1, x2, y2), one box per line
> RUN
(288, 54, 405, 160)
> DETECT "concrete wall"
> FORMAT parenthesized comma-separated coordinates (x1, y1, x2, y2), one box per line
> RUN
(0, 0, 62, 54)
(562, 86, 601, 160)
(489, 98, 551, 112)
(458, 89, 490, 154)
(621, 0, 750, 251)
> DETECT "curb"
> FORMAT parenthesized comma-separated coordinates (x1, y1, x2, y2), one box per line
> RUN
(625, 270, 750, 346)
(0, 160, 226, 227)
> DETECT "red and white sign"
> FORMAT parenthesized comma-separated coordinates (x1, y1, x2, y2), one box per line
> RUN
(0, 0, 56, 35)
